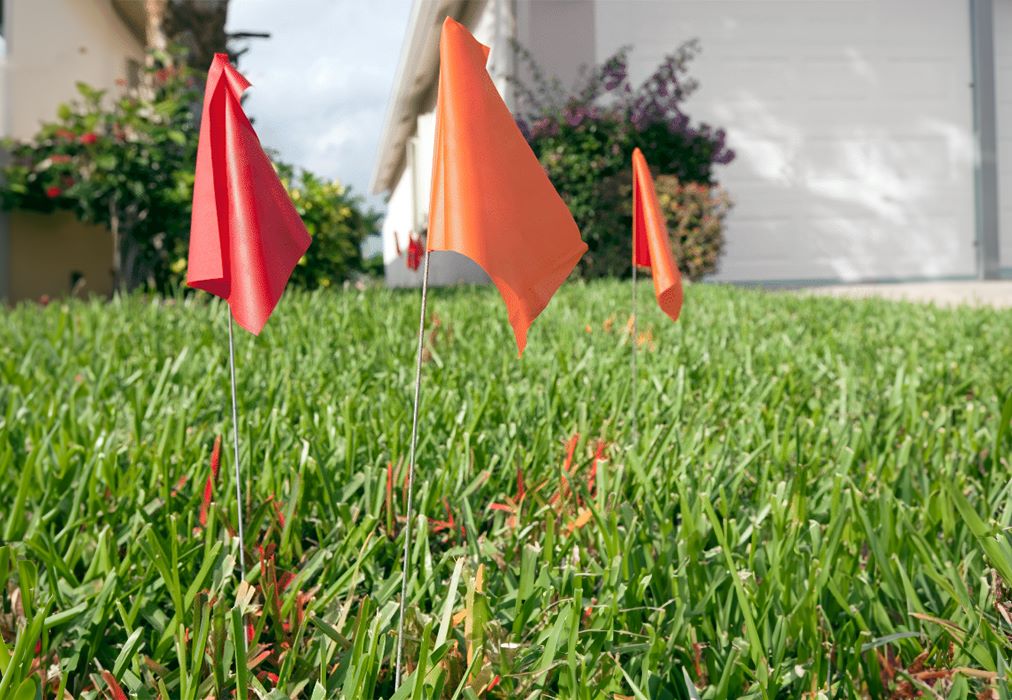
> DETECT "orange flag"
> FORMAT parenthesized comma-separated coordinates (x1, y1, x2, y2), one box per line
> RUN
(632, 148, 683, 322)
(427, 17, 587, 355)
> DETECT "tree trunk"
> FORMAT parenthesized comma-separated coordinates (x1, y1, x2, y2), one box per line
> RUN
(144, 0, 169, 55)
(109, 199, 122, 293)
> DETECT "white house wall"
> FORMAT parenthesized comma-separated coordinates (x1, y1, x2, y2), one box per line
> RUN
(382, 0, 499, 288)
(593, 0, 978, 283)
(996, 0, 1012, 275)
(382, 167, 413, 267)
(383, 115, 488, 288)
(412, 112, 435, 229)
(473, 0, 514, 101)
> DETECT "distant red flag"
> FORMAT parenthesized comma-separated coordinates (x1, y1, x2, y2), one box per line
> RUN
(187, 53, 310, 335)
(427, 18, 587, 355)
(406, 235, 423, 271)
(632, 148, 683, 322)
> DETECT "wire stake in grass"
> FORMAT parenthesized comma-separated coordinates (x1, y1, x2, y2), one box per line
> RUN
(395, 250, 431, 688)
(227, 314, 247, 582)
(628, 148, 685, 450)
(630, 258, 639, 446)
(226, 314, 249, 665)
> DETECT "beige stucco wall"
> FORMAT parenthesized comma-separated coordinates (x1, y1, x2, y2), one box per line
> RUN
(9, 211, 113, 299)
(2, 0, 144, 301)
(5, 0, 144, 140)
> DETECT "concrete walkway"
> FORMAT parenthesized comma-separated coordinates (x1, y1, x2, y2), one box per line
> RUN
(799, 281, 1012, 309)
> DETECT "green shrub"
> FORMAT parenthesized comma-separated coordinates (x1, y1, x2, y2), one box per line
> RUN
(0, 51, 201, 291)
(597, 170, 732, 281)
(276, 165, 380, 290)
(0, 48, 378, 294)
(512, 41, 734, 279)
(656, 176, 731, 281)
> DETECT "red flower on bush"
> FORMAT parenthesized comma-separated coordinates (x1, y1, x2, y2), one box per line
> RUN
(50, 154, 72, 165)
(79, 132, 98, 145)
(54, 128, 75, 140)
(45, 186, 62, 199)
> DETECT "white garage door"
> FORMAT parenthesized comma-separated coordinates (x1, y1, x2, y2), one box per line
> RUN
(997, 0, 1012, 276)
(594, 0, 978, 283)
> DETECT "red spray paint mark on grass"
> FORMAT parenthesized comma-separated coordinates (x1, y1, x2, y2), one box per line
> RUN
(550, 434, 581, 507)
(589, 439, 607, 497)
(198, 435, 223, 527)
(100, 670, 128, 700)
(267, 495, 286, 528)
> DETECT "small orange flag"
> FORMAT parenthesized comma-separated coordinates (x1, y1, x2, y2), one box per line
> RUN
(632, 148, 683, 322)
(427, 17, 587, 355)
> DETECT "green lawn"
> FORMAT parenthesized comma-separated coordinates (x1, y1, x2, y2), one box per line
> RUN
(1, 280, 1011, 699)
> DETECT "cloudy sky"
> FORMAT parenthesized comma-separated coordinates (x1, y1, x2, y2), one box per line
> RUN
(226, 0, 412, 209)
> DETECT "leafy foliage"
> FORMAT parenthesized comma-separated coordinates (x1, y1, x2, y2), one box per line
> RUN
(276, 165, 381, 290)
(0, 48, 378, 294)
(597, 172, 732, 282)
(512, 41, 735, 279)
(653, 177, 731, 282)
(1, 282, 1012, 697)
(0, 52, 200, 290)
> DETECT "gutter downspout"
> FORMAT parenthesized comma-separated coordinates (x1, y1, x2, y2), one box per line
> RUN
(970, 0, 1001, 279)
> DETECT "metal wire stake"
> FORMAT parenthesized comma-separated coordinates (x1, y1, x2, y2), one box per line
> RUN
(395, 250, 431, 687)
(631, 260, 639, 446)
(227, 314, 246, 578)
(227, 313, 248, 659)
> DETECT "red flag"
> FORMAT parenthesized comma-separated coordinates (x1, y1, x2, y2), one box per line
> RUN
(632, 148, 683, 322)
(187, 54, 310, 335)
(427, 18, 587, 355)
(406, 234, 423, 271)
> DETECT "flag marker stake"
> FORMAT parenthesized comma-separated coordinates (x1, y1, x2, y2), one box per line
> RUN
(631, 259, 639, 446)
(226, 314, 249, 656)
(226, 313, 247, 579)
(396, 250, 431, 687)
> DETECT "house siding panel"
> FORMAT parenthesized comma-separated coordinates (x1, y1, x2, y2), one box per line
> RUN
(996, 0, 1012, 274)
(593, 0, 977, 283)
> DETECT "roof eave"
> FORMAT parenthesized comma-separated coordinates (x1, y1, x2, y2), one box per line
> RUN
(370, 0, 486, 194)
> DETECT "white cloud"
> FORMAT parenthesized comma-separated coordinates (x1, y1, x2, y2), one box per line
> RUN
(226, 0, 412, 208)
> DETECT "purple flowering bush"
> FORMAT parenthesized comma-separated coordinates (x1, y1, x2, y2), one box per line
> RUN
(512, 40, 735, 279)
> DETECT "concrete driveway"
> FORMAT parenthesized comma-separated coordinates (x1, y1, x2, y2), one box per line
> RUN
(798, 281, 1012, 309)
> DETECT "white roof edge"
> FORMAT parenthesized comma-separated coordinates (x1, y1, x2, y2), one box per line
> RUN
(369, 0, 441, 195)
(370, 0, 486, 195)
